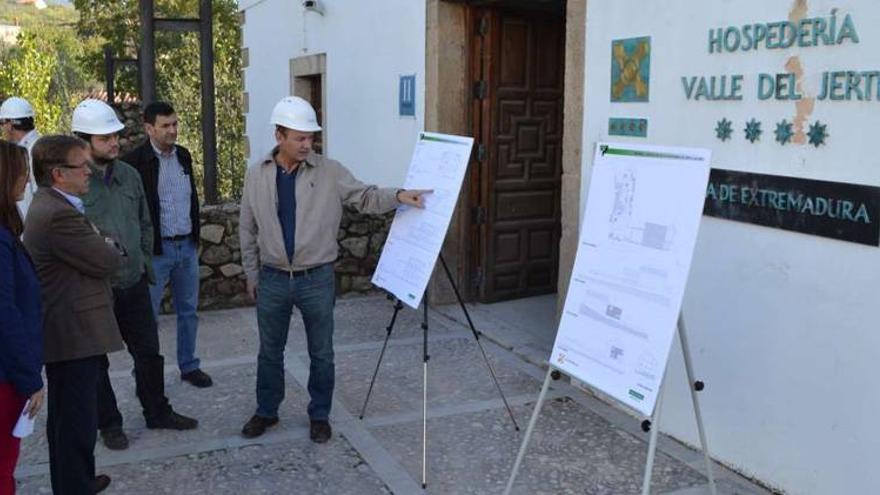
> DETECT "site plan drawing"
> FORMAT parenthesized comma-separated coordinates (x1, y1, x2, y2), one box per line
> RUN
(551, 143, 711, 417)
(372, 132, 474, 309)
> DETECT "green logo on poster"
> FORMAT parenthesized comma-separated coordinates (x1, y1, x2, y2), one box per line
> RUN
(611, 37, 651, 102)
(628, 389, 645, 401)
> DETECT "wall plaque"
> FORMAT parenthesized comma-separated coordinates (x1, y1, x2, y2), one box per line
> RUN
(703, 169, 880, 246)
(608, 117, 648, 137)
(399, 74, 416, 117)
(611, 37, 651, 102)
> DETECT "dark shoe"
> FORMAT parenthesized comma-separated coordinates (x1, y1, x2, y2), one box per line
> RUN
(241, 414, 279, 439)
(181, 369, 213, 388)
(99, 428, 129, 450)
(309, 420, 332, 444)
(93, 474, 111, 493)
(146, 411, 199, 430)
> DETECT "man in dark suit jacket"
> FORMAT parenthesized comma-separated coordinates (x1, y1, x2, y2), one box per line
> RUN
(122, 102, 212, 389)
(23, 135, 123, 495)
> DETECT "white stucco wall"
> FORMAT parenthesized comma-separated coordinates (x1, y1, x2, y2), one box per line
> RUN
(239, 0, 426, 187)
(582, 1, 879, 493)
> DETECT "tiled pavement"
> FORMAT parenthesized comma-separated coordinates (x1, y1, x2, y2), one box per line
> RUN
(15, 295, 770, 494)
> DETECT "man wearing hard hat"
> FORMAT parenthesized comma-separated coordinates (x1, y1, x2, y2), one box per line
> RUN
(73, 99, 198, 452)
(0, 96, 40, 216)
(239, 96, 430, 443)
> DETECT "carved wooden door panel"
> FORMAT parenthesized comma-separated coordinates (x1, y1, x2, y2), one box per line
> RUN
(473, 7, 564, 302)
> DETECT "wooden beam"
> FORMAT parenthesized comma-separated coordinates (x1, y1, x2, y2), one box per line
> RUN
(154, 18, 201, 32)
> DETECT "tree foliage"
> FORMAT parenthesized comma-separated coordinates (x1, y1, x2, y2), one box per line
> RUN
(0, 31, 58, 130)
(0, 1, 78, 27)
(0, 25, 94, 133)
(74, 0, 245, 201)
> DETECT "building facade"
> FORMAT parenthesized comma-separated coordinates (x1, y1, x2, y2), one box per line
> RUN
(239, 1, 880, 492)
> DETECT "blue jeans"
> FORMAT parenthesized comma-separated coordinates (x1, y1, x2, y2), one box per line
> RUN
(149, 239, 201, 374)
(256, 263, 336, 421)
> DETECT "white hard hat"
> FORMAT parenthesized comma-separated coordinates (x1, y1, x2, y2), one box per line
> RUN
(71, 99, 125, 135)
(0, 97, 34, 120)
(270, 96, 322, 132)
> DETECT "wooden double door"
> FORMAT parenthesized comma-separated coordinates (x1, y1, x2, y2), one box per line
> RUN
(468, 4, 565, 303)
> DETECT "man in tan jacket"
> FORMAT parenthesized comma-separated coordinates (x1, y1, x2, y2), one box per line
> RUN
(24, 135, 123, 494)
(239, 96, 429, 443)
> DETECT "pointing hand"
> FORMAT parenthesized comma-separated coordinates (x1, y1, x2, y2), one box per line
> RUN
(397, 189, 433, 209)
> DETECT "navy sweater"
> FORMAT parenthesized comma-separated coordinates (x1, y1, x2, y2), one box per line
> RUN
(0, 225, 43, 396)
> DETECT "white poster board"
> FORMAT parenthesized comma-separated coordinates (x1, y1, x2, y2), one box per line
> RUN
(551, 143, 711, 417)
(372, 132, 474, 309)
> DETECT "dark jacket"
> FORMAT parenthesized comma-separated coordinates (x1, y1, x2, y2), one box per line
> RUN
(121, 140, 200, 255)
(23, 188, 124, 363)
(0, 225, 43, 396)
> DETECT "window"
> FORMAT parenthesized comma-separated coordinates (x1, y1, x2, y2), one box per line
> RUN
(291, 53, 327, 154)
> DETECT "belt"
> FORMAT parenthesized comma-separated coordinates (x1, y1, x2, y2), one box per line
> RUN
(262, 263, 328, 278)
(162, 234, 190, 241)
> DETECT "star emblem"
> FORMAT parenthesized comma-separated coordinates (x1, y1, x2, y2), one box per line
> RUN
(774, 120, 793, 145)
(807, 121, 828, 147)
(715, 118, 733, 142)
(744, 119, 762, 143)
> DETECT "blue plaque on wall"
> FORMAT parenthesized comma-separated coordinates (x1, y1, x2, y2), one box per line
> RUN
(608, 117, 648, 137)
(399, 74, 416, 117)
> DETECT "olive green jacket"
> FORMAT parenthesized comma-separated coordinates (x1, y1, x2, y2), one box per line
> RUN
(82, 159, 155, 289)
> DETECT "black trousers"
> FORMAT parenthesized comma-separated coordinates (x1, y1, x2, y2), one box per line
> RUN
(46, 356, 101, 495)
(97, 276, 171, 430)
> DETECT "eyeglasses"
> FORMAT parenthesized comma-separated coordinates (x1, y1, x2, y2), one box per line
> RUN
(60, 161, 94, 170)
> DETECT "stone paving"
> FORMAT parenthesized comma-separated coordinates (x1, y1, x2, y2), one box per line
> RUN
(15, 295, 769, 494)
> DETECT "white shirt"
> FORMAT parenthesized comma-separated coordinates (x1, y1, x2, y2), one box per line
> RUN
(15, 130, 40, 218)
(51, 187, 85, 215)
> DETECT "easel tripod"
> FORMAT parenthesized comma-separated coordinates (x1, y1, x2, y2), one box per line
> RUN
(359, 254, 521, 488)
(504, 313, 718, 495)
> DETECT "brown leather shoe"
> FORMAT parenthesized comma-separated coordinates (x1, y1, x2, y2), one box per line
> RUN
(309, 420, 332, 444)
(93, 474, 111, 493)
(241, 415, 279, 439)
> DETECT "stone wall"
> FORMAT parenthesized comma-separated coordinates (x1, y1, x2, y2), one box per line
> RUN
(114, 102, 147, 155)
(335, 207, 393, 293)
(158, 203, 393, 312)
(194, 203, 249, 311)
